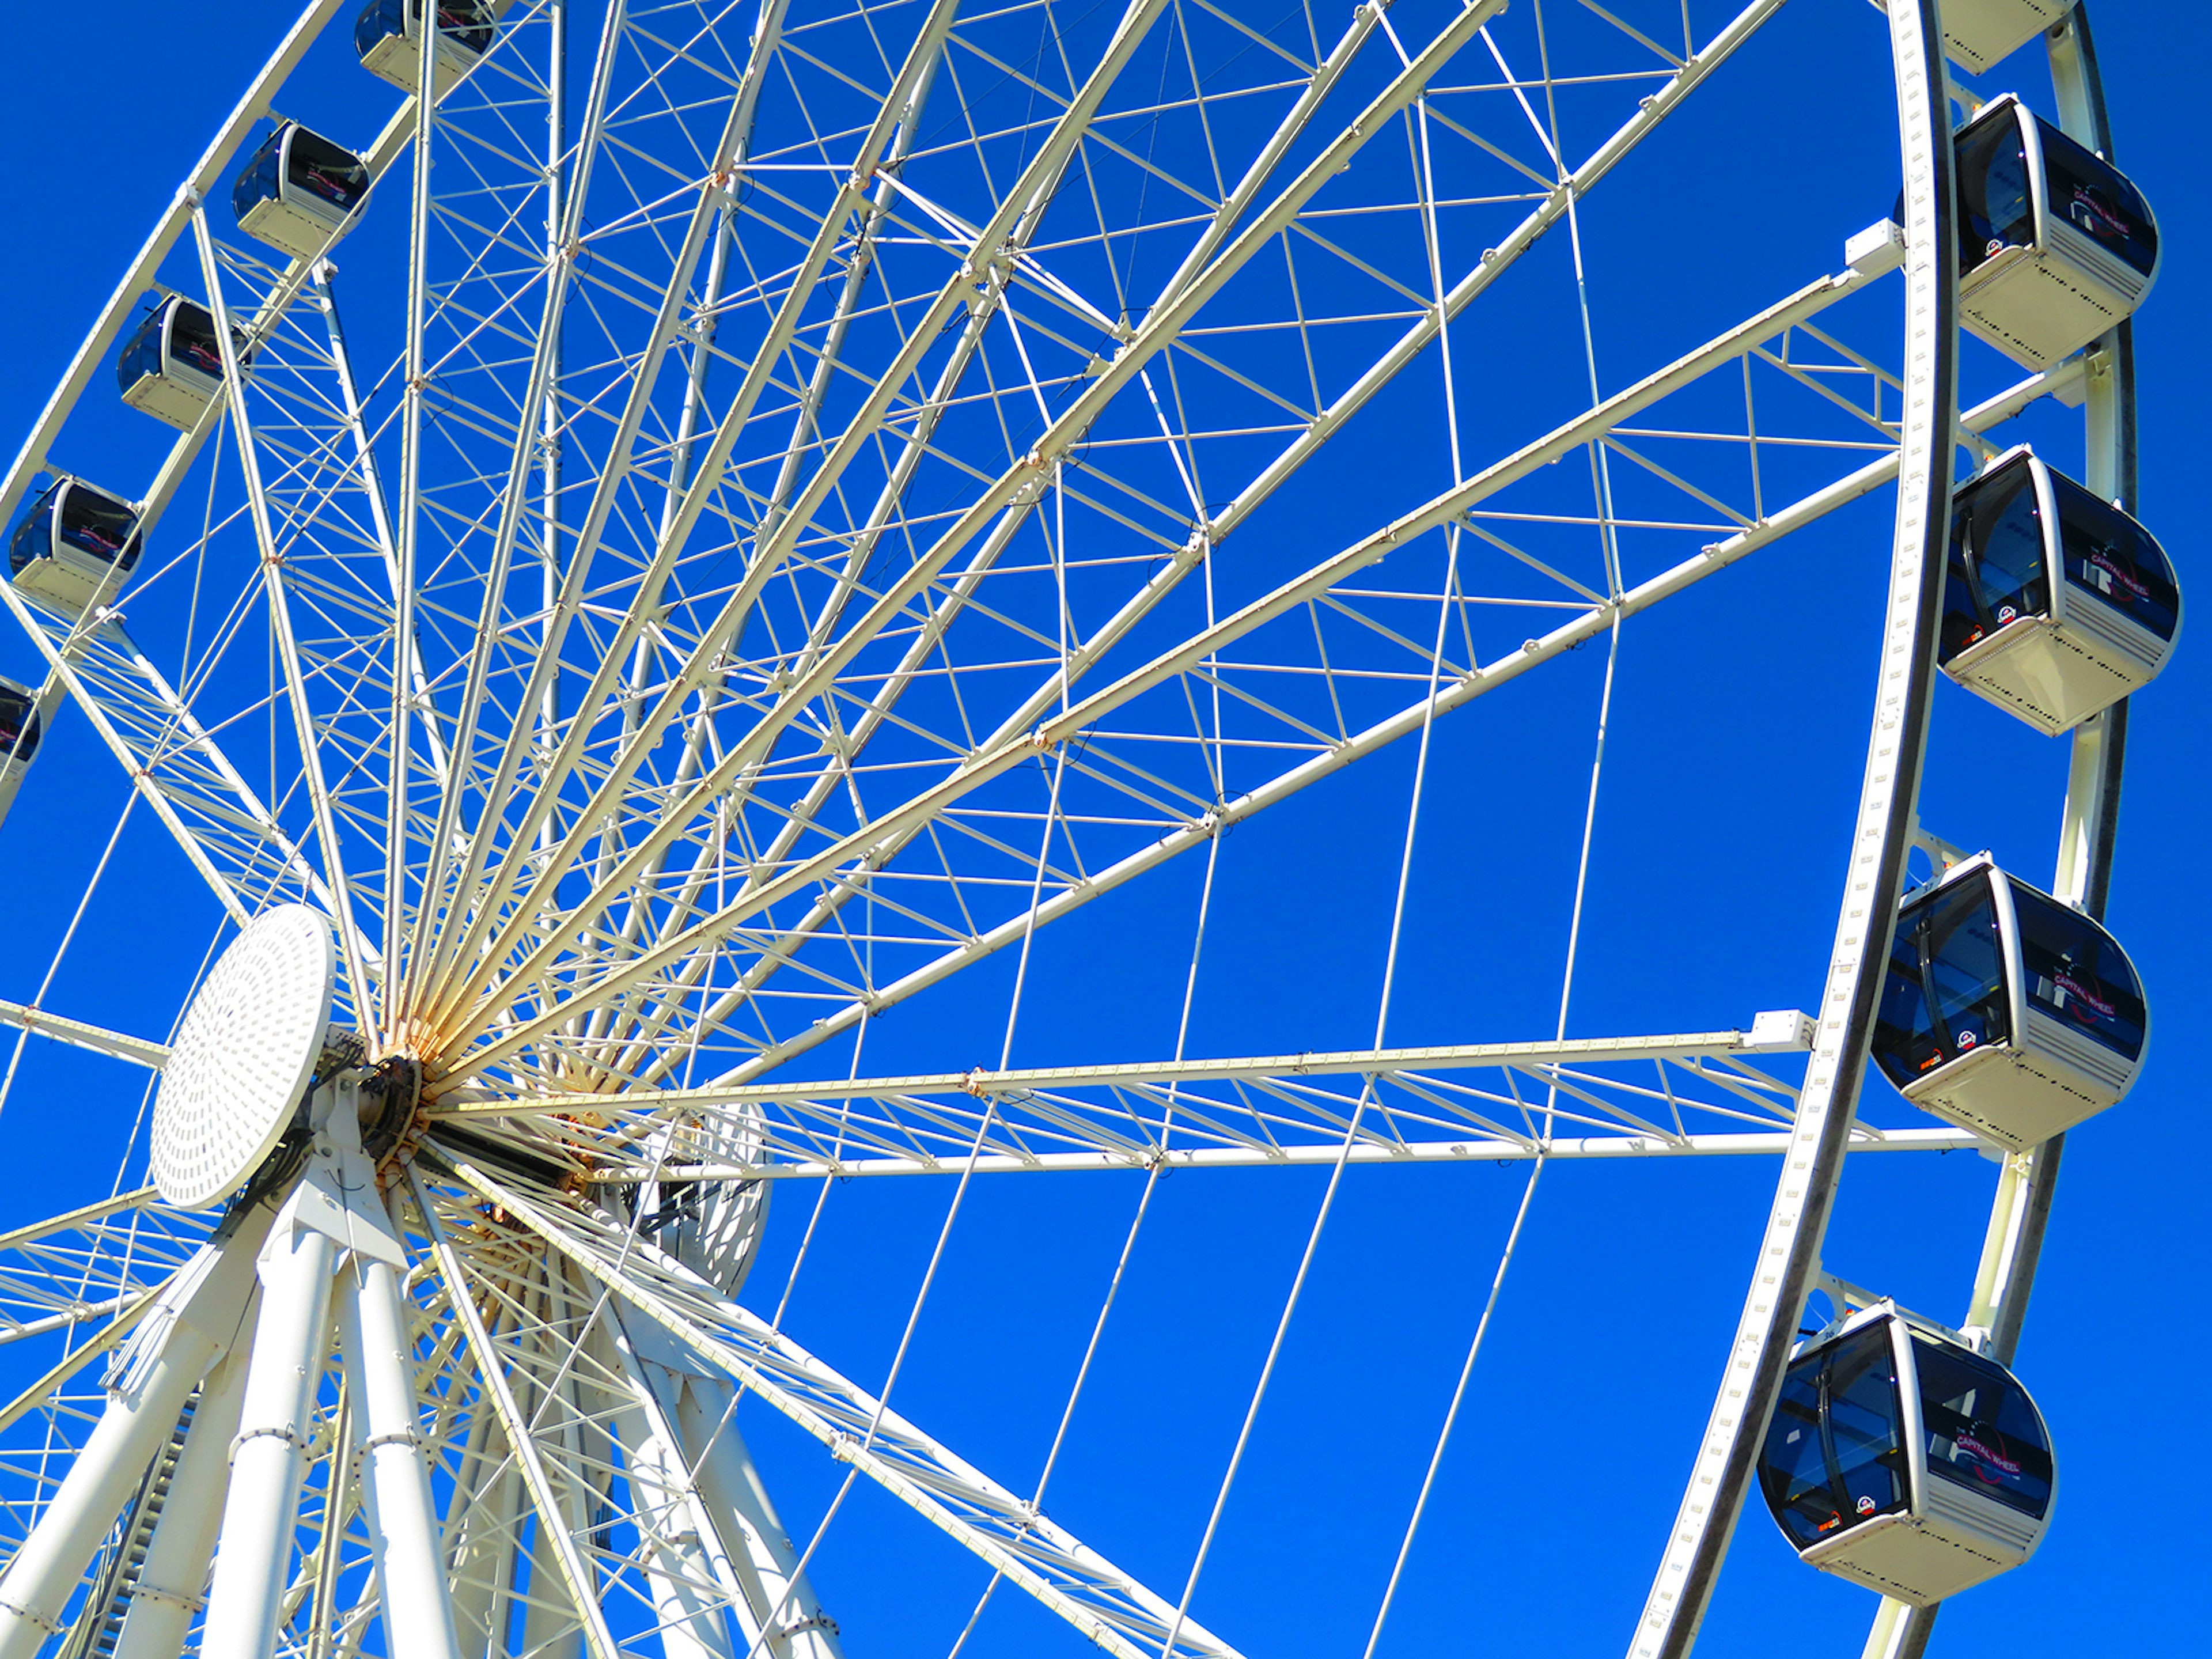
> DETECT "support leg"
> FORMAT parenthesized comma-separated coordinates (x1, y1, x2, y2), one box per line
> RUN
(110, 1338, 254, 1659)
(199, 1213, 339, 1659)
(674, 1377, 843, 1659)
(336, 1247, 465, 1659)
(0, 1226, 263, 1659)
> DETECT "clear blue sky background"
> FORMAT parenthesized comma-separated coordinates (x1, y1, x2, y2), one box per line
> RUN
(0, 4, 2202, 1657)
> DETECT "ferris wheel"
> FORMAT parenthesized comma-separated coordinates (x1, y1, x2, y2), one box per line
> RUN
(0, 1, 2169, 1657)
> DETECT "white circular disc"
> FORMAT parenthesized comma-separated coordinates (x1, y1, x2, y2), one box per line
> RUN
(151, 905, 335, 1207)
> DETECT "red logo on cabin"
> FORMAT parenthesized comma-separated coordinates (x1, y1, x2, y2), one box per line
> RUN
(2052, 974, 2116, 1022)
(2090, 551, 2150, 600)
(2069, 187, 2134, 244)
(1955, 1432, 2022, 1482)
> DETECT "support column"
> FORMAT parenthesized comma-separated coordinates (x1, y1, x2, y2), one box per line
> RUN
(675, 1377, 843, 1659)
(198, 1200, 340, 1659)
(0, 1219, 266, 1659)
(109, 1336, 254, 1659)
(335, 1197, 464, 1659)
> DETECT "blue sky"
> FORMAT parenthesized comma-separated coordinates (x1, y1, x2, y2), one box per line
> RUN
(0, 3, 2204, 1657)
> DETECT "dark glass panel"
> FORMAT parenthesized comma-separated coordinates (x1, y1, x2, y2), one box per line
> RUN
(432, 0, 496, 53)
(354, 0, 406, 55)
(355, 0, 494, 57)
(2039, 121, 2158, 276)
(286, 130, 369, 214)
(7, 486, 58, 578)
(232, 131, 284, 220)
(167, 301, 232, 381)
(1873, 872, 2011, 1090)
(115, 306, 165, 394)
(1942, 457, 2048, 664)
(0, 681, 37, 764)
(57, 486, 141, 574)
(1913, 1338, 2054, 1519)
(2048, 472, 2179, 642)
(2009, 881, 2146, 1062)
(1760, 1327, 1908, 1550)
(1957, 109, 2035, 275)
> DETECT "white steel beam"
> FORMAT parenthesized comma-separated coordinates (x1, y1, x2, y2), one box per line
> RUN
(407, 0, 805, 1022)
(407, 1175, 624, 1659)
(437, 1158, 1249, 1659)
(108, 1341, 253, 1659)
(612, 348, 2078, 1096)
(1627, 5, 1958, 1653)
(426, 0, 1512, 1045)
(0, 1000, 169, 1070)
(439, 260, 2022, 1078)
(0, 1216, 268, 1659)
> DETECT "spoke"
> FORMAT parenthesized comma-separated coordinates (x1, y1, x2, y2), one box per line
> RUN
(436, 1156, 1250, 1659)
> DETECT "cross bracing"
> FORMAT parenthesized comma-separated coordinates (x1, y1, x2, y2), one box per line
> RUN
(0, 2, 2142, 1657)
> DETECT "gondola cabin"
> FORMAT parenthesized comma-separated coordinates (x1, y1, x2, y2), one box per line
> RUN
(1943, 446, 2179, 734)
(115, 297, 254, 431)
(232, 123, 371, 261)
(1956, 93, 2159, 370)
(1874, 854, 2146, 1152)
(0, 676, 39, 785)
(1759, 1303, 2055, 1605)
(355, 0, 498, 98)
(7, 480, 145, 619)
(1940, 0, 2074, 76)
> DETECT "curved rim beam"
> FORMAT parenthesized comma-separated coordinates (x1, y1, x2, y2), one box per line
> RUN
(1863, 6, 2140, 1656)
(1626, 2, 1960, 1653)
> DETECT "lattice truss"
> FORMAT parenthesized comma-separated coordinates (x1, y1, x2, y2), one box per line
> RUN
(9, 0, 2073, 1108)
(0, 3, 2090, 1647)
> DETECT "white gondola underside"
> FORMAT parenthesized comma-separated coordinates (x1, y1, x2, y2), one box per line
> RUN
(1943, 599, 2168, 735)
(1961, 219, 2154, 373)
(1901, 1007, 2132, 1154)
(119, 359, 221, 433)
(359, 26, 482, 99)
(237, 192, 353, 264)
(1940, 0, 2075, 77)
(1805, 1479, 2042, 1607)
(12, 547, 123, 619)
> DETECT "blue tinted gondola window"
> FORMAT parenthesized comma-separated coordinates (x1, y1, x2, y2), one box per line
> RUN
(2009, 882, 2147, 1061)
(1760, 1327, 1907, 1548)
(2049, 474, 2179, 641)
(1943, 460, 2048, 663)
(358, 1, 496, 54)
(233, 132, 285, 219)
(1957, 113, 2035, 274)
(436, 1, 496, 53)
(2040, 123, 2158, 276)
(7, 486, 58, 578)
(169, 304, 229, 380)
(286, 130, 369, 213)
(58, 489, 140, 573)
(1873, 874, 2012, 1088)
(1912, 1339, 2054, 1518)
(0, 684, 37, 764)
(116, 307, 166, 393)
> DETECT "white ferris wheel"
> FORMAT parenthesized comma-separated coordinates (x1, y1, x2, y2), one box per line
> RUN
(0, 2, 2171, 1657)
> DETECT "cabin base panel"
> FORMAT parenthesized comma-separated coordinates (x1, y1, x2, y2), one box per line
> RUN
(359, 31, 478, 99)
(1945, 613, 2162, 736)
(237, 198, 353, 264)
(9, 557, 120, 621)
(1902, 1037, 2121, 1153)
(1940, 0, 2074, 77)
(1962, 247, 2142, 373)
(119, 372, 217, 434)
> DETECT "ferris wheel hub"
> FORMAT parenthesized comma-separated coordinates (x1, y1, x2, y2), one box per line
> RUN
(151, 905, 336, 1208)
